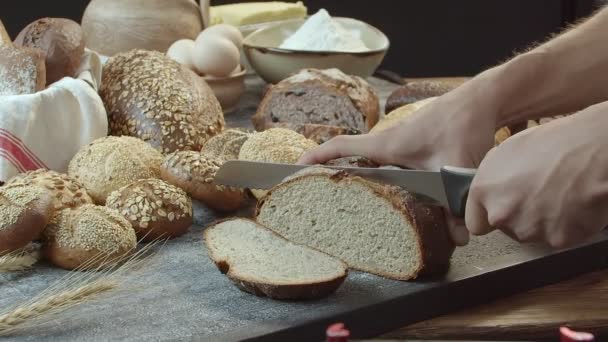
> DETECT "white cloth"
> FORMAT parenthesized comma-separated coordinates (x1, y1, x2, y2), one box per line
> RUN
(0, 49, 108, 183)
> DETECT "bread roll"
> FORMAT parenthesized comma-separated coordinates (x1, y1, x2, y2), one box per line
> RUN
(0, 185, 54, 255)
(161, 151, 248, 212)
(384, 80, 459, 114)
(271, 122, 361, 145)
(100, 50, 225, 153)
(68, 136, 164, 205)
(0, 19, 11, 46)
(252, 68, 379, 141)
(238, 128, 318, 199)
(5, 169, 93, 212)
(43, 204, 137, 270)
(14, 18, 85, 85)
(0, 45, 46, 96)
(106, 178, 193, 241)
(201, 128, 252, 161)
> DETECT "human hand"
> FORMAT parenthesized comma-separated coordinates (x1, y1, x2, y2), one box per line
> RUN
(465, 102, 608, 248)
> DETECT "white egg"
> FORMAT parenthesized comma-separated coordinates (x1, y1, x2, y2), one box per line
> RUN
(197, 24, 243, 50)
(193, 35, 240, 77)
(166, 39, 196, 70)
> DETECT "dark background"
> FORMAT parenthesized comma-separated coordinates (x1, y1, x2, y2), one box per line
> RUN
(1, 0, 604, 77)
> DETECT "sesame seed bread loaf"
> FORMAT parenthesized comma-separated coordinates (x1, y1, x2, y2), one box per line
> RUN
(68, 136, 164, 205)
(14, 18, 85, 85)
(106, 178, 193, 241)
(0, 19, 11, 46)
(204, 218, 348, 300)
(201, 128, 253, 161)
(43, 204, 137, 270)
(5, 169, 93, 212)
(0, 185, 54, 255)
(0, 45, 46, 96)
(255, 167, 455, 280)
(160, 151, 248, 212)
(252, 68, 380, 141)
(100, 49, 225, 153)
(238, 128, 318, 199)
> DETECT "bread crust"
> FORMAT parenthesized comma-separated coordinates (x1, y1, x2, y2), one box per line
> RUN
(270, 122, 362, 144)
(0, 19, 11, 46)
(0, 45, 46, 95)
(385, 80, 459, 114)
(100, 50, 225, 153)
(255, 168, 454, 280)
(204, 218, 348, 300)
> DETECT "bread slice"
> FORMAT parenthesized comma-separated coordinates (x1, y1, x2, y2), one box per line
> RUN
(255, 167, 455, 280)
(204, 218, 348, 300)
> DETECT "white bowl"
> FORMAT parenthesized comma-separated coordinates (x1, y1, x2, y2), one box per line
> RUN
(243, 17, 389, 84)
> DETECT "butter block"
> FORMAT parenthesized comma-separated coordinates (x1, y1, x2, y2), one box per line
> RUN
(210, 1, 308, 27)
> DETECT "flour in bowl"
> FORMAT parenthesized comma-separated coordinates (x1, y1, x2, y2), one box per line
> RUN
(279, 9, 369, 52)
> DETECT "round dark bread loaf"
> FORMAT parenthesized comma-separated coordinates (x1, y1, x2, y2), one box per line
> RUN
(14, 17, 84, 85)
(252, 68, 380, 138)
(106, 178, 193, 242)
(384, 80, 459, 114)
(100, 49, 225, 153)
(0, 185, 55, 255)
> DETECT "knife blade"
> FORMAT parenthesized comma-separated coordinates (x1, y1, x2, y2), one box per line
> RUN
(214, 160, 476, 217)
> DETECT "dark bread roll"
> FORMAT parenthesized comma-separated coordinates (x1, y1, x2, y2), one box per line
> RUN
(14, 18, 85, 85)
(252, 68, 380, 137)
(43, 204, 137, 270)
(0, 185, 55, 255)
(106, 178, 193, 242)
(161, 151, 248, 212)
(100, 49, 225, 154)
(0, 45, 46, 96)
(385, 80, 459, 114)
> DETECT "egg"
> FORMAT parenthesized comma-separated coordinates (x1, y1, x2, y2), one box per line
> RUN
(197, 24, 243, 50)
(193, 35, 240, 77)
(166, 39, 196, 70)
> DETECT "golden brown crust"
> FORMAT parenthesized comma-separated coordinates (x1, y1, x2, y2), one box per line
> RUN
(0, 186, 55, 255)
(160, 151, 248, 212)
(268, 122, 362, 144)
(0, 19, 11, 46)
(100, 49, 225, 154)
(106, 178, 193, 242)
(201, 128, 253, 161)
(203, 218, 348, 300)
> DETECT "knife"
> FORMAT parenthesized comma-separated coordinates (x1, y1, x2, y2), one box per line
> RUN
(214, 160, 476, 218)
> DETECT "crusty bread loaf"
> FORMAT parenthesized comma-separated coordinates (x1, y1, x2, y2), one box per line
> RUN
(0, 185, 54, 255)
(252, 68, 380, 139)
(106, 178, 193, 241)
(43, 204, 137, 270)
(68, 136, 164, 205)
(256, 167, 454, 280)
(201, 128, 253, 161)
(100, 49, 225, 153)
(161, 151, 248, 212)
(0, 19, 11, 46)
(271, 122, 362, 145)
(204, 218, 348, 300)
(0, 45, 46, 96)
(384, 80, 460, 114)
(14, 18, 85, 85)
(238, 128, 318, 199)
(5, 169, 93, 212)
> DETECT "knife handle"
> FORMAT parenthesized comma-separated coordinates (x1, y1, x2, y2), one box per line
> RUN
(440, 166, 476, 218)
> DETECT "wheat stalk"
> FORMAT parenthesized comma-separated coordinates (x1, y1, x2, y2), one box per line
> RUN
(0, 246, 40, 272)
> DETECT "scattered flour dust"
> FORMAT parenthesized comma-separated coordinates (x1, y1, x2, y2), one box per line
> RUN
(279, 9, 369, 52)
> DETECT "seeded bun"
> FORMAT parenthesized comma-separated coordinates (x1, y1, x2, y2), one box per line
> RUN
(106, 178, 193, 242)
(68, 136, 164, 205)
(0, 185, 55, 255)
(14, 18, 85, 85)
(100, 49, 225, 153)
(43, 204, 137, 270)
(160, 151, 248, 212)
(201, 128, 253, 161)
(5, 169, 93, 212)
(238, 128, 318, 199)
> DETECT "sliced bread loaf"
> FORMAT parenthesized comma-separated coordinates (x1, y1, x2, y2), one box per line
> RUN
(204, 218, 348, 300)
(255, 167, 455, 280)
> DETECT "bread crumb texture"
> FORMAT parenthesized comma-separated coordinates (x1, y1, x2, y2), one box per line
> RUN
(106, 178, 192, 230)
(100, 49, 225, 153)
(238, 128, 318, 163)
(45, 204, 136, 253)
(68, 136, 163, 204)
